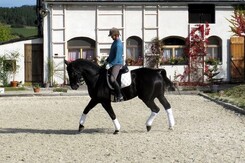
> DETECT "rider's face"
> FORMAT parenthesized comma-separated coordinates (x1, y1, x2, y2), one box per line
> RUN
(111, 35, 116, 40)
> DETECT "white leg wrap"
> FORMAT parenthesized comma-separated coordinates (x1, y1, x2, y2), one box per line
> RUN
(79, 113, 86, 125)
(146, 112, 158, 126)
(166, 108, 175, 128)
(113, 118, 121, 131)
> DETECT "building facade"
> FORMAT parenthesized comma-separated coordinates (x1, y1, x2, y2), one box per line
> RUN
(41, 0, 243, 84)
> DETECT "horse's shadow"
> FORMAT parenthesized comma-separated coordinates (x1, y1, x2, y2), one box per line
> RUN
(0, 127, 150, 135)
(0, 127, 113, 135)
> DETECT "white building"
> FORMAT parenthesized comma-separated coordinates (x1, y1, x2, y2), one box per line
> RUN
(1, 0, 244, 85)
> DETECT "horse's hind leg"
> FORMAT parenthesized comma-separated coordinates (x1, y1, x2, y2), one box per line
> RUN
(78, 99, 98, 132)
(101, 101, 121, 134)
(143, 99, 160, 132)
(157, 95, 175, 130)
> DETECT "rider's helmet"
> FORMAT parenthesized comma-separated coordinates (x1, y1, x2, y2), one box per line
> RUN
(108, 27, 120, 37)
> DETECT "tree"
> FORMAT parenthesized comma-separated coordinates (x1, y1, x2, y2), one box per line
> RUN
(228, 5, 245, 36)
(0, 23, 13, 42)
(0, 6, 36, 27)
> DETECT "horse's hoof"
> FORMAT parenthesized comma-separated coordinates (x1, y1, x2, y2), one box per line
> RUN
(169, 126, 174, 130)
(113, 130, 119, 135)
(78, 124, 84, 132)
(146, 126, 151, 132)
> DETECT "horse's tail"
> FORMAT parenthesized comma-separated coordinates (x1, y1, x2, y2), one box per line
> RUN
(160, 69, 175, 91)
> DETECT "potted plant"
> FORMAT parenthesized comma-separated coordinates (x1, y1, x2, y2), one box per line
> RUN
(0, 55, 9, 87)
(33, 83, 40, 93)
(204, 62, 220, 92)
(145, 37, 163, 68)
(4, 51, 21, 87)
(46, 58, 54, 87)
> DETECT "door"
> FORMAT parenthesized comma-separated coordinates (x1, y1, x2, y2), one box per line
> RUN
(230, 37, 245, 82)
(25, 44, 43, 83)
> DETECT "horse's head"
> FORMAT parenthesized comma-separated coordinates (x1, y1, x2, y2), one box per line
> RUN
(65, 60, 82, 90)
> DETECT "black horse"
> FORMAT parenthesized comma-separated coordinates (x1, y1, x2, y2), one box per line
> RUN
(65, 59, 175, 134)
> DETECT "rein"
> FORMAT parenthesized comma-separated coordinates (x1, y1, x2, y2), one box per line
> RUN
(73, 65, 101, 85)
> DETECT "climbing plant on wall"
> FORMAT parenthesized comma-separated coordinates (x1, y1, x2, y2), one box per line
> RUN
(177, 23, 210, 85)
(188, 23, 210, 83)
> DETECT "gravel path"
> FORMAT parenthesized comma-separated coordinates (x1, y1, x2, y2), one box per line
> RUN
(0, 95, 244, 163)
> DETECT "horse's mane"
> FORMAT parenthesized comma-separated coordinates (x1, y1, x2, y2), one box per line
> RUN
(72, 59, 100, 70)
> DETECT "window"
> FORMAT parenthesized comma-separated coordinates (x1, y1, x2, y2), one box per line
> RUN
(189, 4, 215, 23)
(68, 37, 96, 62)
(126, 36, 143, 66)
(3, 60, 16, 72)
(161, 37, 187, 65)
(68, 49, 81, 62)
(206, 36, 222, 64)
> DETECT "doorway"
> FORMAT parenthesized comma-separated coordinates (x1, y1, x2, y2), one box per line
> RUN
(24, 44, 43, 83)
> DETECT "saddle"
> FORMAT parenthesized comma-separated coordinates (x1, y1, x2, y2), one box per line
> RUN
(106, 65, 132, 90)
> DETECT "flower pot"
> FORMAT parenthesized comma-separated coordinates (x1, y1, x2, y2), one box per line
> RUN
(11, 81, 18, 87)
(0, 88, 4, 94)
(45, 83, 50, 88)
(211, 85, 219, 92)
(33, 88, 40, 93)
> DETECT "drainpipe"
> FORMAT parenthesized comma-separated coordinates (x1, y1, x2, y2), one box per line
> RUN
(43, 2, 53, 86)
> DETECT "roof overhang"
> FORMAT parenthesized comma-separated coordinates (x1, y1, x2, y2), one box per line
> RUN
(43, 0, 245, 6)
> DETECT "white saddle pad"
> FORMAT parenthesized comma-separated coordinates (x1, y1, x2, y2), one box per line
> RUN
(121, 71, 132, 88)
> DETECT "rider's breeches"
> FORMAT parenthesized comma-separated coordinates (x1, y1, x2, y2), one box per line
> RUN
(110, 65, 121, 82)
(110, 65, 122, 96)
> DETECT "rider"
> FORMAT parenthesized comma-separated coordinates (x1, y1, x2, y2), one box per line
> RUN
(105, 27, 124, 102)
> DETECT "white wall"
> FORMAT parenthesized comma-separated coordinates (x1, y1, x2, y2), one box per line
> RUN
(125, 7, 142, 38)
(212, 7, 234, 80)
(65, 5, 96, 40)
(159, 6, 189, 39)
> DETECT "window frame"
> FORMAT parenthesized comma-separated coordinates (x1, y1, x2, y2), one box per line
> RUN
(205, 36, 222, 65)
(3, 60, 16, 72)
(67, 37, 96, 62)
(68, 47, 95, 62)
(161, 45, 187, 65)
(126, 36, 143, 66)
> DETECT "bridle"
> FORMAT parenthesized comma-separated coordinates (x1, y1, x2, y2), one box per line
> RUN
(71, 69, 85, 86)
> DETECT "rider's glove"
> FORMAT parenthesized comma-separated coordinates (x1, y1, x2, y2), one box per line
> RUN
(105, 64, 111, 70)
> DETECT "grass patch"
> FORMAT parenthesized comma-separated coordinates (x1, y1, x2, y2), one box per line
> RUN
(11, 26, 38, 37)
(3, 87, 26, 91)
(53, 88, 68, 93)
(206, 84, 245, 110)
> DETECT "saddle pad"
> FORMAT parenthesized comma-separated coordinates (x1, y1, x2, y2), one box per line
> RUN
(121, 71, 132, 88)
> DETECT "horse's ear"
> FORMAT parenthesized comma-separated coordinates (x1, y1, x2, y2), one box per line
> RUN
(65, 60, 70, 65)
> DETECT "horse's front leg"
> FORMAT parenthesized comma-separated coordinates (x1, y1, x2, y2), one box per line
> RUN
(101, 101, 121, 134)
(78, 99, 98, 132)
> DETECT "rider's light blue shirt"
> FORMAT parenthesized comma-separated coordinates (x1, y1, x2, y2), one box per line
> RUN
(107, 39, 123, 66)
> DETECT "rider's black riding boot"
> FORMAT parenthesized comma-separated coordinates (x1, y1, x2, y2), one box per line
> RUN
(111, 81, 123, 102)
